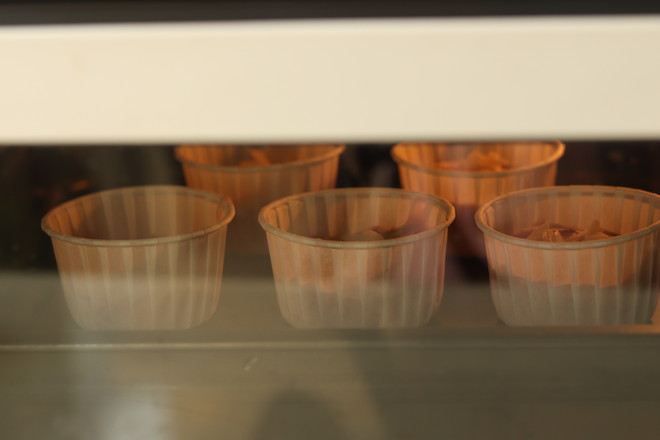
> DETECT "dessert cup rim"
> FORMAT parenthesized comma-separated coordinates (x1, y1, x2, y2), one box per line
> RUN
(390, 140, 565, 177)
(175, 144, 346, 173)
(475, 185, 660, 250)
(41, 184, 235, 248)
(258, 187, 456, 249)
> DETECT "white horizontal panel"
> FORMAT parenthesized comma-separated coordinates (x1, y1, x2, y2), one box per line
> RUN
(1, 16, 660, 144)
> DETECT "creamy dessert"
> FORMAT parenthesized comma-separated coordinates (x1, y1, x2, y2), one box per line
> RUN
(321, 220, 428, 242)
(516, 220, 619, 242)
(238, 149, 272, 166)
(316, 202, 429, 242)
(432, 150, 511, 172)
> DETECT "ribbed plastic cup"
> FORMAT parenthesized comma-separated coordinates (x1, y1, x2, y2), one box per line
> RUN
(475, 185, 660, 326)
(175, 144, 345, 254)
(392, 141, 564, 257)
(259, 187, 455, 328)
(41, 185, 235, 331)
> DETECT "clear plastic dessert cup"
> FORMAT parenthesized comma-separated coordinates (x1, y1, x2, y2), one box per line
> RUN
(258, 187, 455, 328)
(392, 141, 564, 257)
(175, 144, 345, 254)
(475, 185, 660, 326)
(41, 185, 235, 331)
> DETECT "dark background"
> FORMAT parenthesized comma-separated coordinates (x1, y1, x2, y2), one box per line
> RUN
(1, 142, 658, 270)
(2, 1, 660, 26)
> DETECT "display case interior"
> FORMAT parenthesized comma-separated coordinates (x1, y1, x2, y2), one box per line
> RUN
(2, 10, 660, 438)
(1, 141, 658, 346)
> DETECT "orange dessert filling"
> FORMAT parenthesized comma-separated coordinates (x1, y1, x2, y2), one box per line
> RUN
(432, 150, 511, 172)
(516, 220, 619, 242)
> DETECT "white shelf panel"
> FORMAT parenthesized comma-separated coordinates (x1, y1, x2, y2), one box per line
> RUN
(1, 16, 660, 144)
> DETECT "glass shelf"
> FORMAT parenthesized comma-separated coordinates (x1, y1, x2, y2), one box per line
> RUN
(3, 256, 660, 350)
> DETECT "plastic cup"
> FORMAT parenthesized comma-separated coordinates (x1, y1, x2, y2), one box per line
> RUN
(392, 141, 564, 257)
(175, 144, 345, 254)
(41, 185, 235, 331)
(475, 185, 660, 326)
(258, 187, 455, 328)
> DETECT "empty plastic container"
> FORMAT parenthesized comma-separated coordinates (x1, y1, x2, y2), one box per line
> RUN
(392, 141, 564, 257)
(41, 185, 235, 330)
(475, 185, 660, 326)
(259, 187, 455, 328)
(175, 144, 345, 254)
